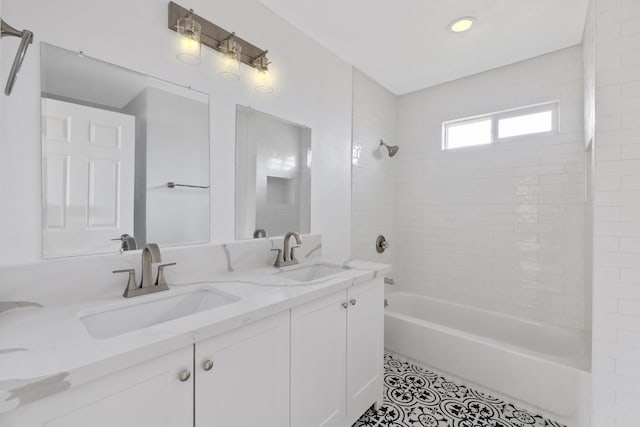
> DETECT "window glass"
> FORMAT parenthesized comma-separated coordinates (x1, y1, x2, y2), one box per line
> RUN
(498, 110, 553, 139)
(445, 119, 492, 149)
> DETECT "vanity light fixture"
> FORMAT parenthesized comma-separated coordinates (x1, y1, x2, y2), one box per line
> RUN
(176, 8, 202, 64)
(168, 2, 273, 88)
(449, 17, 475, 33)
(218, 34, 242, 80)
(253, 52, 274, 94)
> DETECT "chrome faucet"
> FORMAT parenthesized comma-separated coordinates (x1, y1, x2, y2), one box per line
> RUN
(272, 232, 302, 267)
(113, 243, 176, 298)
(140, 244, 162, 289)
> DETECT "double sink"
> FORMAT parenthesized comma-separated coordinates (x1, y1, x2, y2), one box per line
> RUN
(79, 263, 349, 339)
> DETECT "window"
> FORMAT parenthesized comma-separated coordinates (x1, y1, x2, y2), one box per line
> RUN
(442, 103, 557, 150)
(446, 118, 492, 149)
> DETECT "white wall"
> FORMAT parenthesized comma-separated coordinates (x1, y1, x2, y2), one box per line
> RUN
(0, 0, 352, 266)
(396, 47, 587, 330)
(143, 88, 209, 246)
(589, 0, 640, 424)
(351, 70, 397, 266)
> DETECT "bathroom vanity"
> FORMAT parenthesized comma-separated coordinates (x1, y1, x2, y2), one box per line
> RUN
(0, 237, 388, 427)
(0, 40, 384, 427)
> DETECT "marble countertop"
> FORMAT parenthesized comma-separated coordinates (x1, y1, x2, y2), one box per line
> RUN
(0, 258, 391, 414)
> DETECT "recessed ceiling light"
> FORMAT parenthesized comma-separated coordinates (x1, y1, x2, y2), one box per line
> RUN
(449, 17, 475, 33)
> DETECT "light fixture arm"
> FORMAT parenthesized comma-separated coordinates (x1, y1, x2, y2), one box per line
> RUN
(218, 32, 238, 54)
(252, 51, 271, 71)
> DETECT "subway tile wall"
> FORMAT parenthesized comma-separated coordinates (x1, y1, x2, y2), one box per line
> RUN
(351, 70, 397, 267)
(395, 47, 587, 330)
(591, 0, 640, 424)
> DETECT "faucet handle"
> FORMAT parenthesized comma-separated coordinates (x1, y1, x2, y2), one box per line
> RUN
(271, 248, 283, 267)
(155, 263, 176, 287)
(113, 269, 138, 297)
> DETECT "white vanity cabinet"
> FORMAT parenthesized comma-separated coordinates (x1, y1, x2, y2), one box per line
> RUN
(291, 277, 384, 427)
(194, 311, 290, 427)
(0, 346, 194, 427)
(0, 277, 384, 427)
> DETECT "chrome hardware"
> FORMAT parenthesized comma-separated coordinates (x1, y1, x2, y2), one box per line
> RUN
(253, 228, 267, 238)
(140, 244, 162, 290)
(273, 232, 302, 267)
(1, 19, 34, 95)
(342, 301, 348, 309)
(156, 263, 176, 287)
(384, 298, 389, 308)
(384, 277, 395, 286)
(271, 248, 283, 267)
(202, 360, 214, 371)
(350, 299, 357, 306)
(379, 140, 399, 157)
(284, 231, 302, 264)
(167, 181, 209, 189)
(178, 369, 191, 382)
(115, 244, 174, 298)
(111, 234, 137, 251)
(376, 235, 389, 254)
(112, 269, 137, 297)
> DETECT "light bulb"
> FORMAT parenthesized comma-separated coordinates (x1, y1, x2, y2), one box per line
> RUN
(219, 51, 241, 81)
(449, 17, 475, 33)
(255, 69, 273, 94)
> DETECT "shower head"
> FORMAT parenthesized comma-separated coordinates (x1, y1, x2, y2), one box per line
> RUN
(380, 140, 399, 157)
(1, 19, 34, 96)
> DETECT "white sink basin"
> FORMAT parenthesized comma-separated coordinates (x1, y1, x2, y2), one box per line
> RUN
(278, 264, 348, 283)
(80, 288, 239, 339)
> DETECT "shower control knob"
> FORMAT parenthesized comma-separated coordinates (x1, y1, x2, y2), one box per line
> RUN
(202, 360, 214, 371)
(376, 235, 389, 254)
(342, 301, 348, 309)
(350, 299, 357, 306)
(178, 369, 191, 382)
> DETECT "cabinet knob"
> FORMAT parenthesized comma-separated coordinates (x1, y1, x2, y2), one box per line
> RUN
(341, 301, 348, 309)
(350, 299, 357, 306)
(202, 359, 214, 371)
(178, 369, 191, 382)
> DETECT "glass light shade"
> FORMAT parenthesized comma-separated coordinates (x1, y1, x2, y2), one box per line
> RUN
(255, 69, 274, 94)
(176, 15, 202, 65)
(219, 45, 242, 81)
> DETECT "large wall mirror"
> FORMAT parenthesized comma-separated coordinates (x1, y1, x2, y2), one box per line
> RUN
(236, 106, 311, 240)
(40, 43, 210, 258)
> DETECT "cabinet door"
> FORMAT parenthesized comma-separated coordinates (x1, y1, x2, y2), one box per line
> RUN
(0, 347, 193, 427)
(346, 278, 385, 423)
(195, 311, 290, 427)
(291, 291, 347, 427)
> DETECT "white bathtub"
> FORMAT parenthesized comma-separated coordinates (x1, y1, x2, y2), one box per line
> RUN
(384, 292, 590, 426)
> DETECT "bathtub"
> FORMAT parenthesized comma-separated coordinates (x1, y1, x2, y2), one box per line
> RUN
(384, 292, 590, 426)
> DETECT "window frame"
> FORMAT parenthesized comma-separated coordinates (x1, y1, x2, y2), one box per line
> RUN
(442, 102, 559, 151)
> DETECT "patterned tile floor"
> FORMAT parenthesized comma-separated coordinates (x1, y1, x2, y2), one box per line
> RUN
(354, 354, 566, 427)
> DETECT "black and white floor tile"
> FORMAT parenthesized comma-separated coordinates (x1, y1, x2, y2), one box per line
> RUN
(354, 354, 566, 427)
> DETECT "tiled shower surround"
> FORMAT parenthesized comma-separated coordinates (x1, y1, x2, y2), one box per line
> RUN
(587, 0, 640, 423)
(351, 70, 397, 266)
(394, 46, 587, 330)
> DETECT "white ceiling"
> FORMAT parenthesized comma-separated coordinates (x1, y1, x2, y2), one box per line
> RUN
(257, 0, 590, 95)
